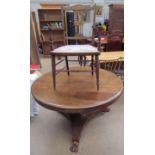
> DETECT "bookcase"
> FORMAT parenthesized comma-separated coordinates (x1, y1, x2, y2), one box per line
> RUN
(38, 6, 66, 56)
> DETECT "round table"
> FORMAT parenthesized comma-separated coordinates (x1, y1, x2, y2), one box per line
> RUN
(31, 67, 123, 152)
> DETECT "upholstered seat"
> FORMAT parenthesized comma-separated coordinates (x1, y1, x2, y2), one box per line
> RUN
(52, 45, 99, 54)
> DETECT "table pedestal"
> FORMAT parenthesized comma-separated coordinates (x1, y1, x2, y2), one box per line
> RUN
(62, 107, 110, 152)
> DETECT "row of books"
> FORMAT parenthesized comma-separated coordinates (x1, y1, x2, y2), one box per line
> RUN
(42, 22, 63, 30)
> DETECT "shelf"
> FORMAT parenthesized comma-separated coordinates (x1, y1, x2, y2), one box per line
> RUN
(42, 40, 64, 43)
(52, 39, 64, 42)
(41, 28, 64, 31)
(38, 8, 62, 11)
(42, 40, 53, 43)
(40, 20, 62, 22)
(67, 36, 92, 40)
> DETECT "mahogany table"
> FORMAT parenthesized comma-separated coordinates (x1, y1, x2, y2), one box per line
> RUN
(31, 67, 123, 153)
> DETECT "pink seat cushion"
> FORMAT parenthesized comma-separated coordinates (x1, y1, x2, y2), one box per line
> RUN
(51, 45, 99, 54)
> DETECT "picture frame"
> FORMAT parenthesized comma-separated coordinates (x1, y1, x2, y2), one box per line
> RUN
(96, 5, 103, 16)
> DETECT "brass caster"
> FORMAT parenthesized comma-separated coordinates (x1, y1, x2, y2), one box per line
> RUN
(70, 141, 79, 153)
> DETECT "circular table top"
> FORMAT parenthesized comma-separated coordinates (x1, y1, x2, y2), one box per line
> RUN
(31, 67, 123, 113)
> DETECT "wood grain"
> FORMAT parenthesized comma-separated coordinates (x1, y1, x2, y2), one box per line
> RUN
(31, 67, 123, 113)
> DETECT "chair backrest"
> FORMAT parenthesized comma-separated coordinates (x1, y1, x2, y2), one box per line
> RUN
(63, 4, 96, 45)
(100, 57, 124, 80)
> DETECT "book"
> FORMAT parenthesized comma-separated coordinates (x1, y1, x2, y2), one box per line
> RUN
(41, 33, 45, 41)
(55, 22, 59, 28)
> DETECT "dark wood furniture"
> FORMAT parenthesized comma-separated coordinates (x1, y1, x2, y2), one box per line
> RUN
(51, 4, 100, 90)
(108, 4, 124, 33)
(93, 26, 124, 51)
(106, 33, 123, 51)
(31, 67, 123, 153)
(38, 5, 66, 56)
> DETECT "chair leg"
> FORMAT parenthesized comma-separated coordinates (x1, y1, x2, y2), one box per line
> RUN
(95, 55, 99, 91)
(79, 56, 82, 66)
(51, 55, 56, 90)
(78, 56, 80, 65)
(84, 56, 86, 66)
(91, 55, 94, 76)
(65, 56, 70, 76)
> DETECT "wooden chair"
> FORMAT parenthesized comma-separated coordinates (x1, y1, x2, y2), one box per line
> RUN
(50, 4, 100, 90)
(100, 57, 124, 81)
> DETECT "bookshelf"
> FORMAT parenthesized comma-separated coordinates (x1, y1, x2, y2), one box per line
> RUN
(38, 6, 66, 56)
